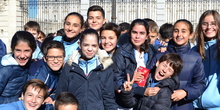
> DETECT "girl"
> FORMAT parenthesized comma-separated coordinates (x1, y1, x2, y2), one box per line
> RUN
(100, 22, 120, 55)
(0, 31, 36, 104)
(193, 10, 220, 110)
(55, 29, 117, 110)
(53, 12, 84, 61)
(113, 19, 156, 108)
(148, 19, 206, 110)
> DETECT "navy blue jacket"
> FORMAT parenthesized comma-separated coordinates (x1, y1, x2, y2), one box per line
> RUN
(0, 39, 6, 58)
(28, 59, 60, 99)
(112, 42, 155, 107)
(148, 40, 206, 110)
(0, 54, 29, 104)
(55, 50, 117, 110)
(113, 42, 155, 94)
(120, 74, 179, 110)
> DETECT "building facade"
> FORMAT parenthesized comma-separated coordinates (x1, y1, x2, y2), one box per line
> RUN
(0, 0, 220, 52)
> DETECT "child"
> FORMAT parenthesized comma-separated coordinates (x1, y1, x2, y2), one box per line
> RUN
(159, 23, 173, 43)
(113, 19, 155, 109)
(87, 5, 106, 35)
(0, 31, 36, 104)
(144, 18, 166, 52)
(119, 22, 130, 35)
(55, 29, 117, 110)
(193, 10, 220, 110)
(37, 31, 46, 44)
(148, 19, 206, 110)
(144, 18, 159, 45)
(121, 53, 183, 110)
(24, 21, 41, 40)
(55, 92, 79, 110)
(24, 21, 43, 60)
(28, 41, 65, 108)
(0, 79, 48, 110)
(100, 22, 121, 55)
(156, 23, 174, 52)
(117, 22, 130, 47)
(53, 12, 84, 62)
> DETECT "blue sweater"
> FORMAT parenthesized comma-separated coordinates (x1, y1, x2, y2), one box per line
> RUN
(193, 39, 220, 110)
(0, 101, 25, 110)
(53, 36, 79, 62)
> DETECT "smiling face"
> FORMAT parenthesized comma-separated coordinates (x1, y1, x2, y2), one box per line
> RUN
(44, 48, 64, 71)
(202, 14, 218, 41)
(101, 30, 118, 54)
(87, 11, 106, 31)
(22, 86, 45, 110)
(13, 41, 33, 66)
(80, 34, 99, 61)
(154, 61, 174, 81)
(173, 21, 192, 46)
(130, 24, 148, 51)
(64, 15, 82, 39)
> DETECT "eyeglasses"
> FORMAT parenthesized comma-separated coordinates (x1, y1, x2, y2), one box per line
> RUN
(202, 21, 217, 28)
(46, 56, 64, 61)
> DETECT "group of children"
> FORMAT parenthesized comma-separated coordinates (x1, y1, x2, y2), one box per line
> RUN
(0, 4, 219, 110)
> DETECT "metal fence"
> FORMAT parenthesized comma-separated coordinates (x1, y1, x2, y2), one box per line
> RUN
(90, 0, 157, 23)
(165, 0, 220, 29)
(19, 0, 220, 35)
(19, 0, 80, 34)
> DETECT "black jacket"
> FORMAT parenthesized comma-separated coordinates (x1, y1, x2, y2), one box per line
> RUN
(120, 75, 179, 110)
(55, 50, 117, 110)
(113, 42, 155, 95)
(148, 40, 206, 110)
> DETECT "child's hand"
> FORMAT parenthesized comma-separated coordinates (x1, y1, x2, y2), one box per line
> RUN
(132, 70, 144, 82)
(144, 87, 160, 96)
(123, 74, 134, 91)
(171, 89, 187, 102)
(43, 97, 53, 104)
(160, 40, 168, 46)
(158, 47, 167, 52)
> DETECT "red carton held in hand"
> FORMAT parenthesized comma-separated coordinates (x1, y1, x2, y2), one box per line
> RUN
(135, 66, 150, 87)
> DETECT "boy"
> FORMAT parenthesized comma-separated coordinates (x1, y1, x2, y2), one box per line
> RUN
(159, 23, 173, 43)
(0, 79, 48, 110)
(55, 92, 79, 110)
(87, 5, 106, 34)
(121, 53, 183, 110)
(24, 21, 43, 60)
(28, 41, 65, 107)
(144, 18, 168, 52)
(144, 18, 159, 45)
